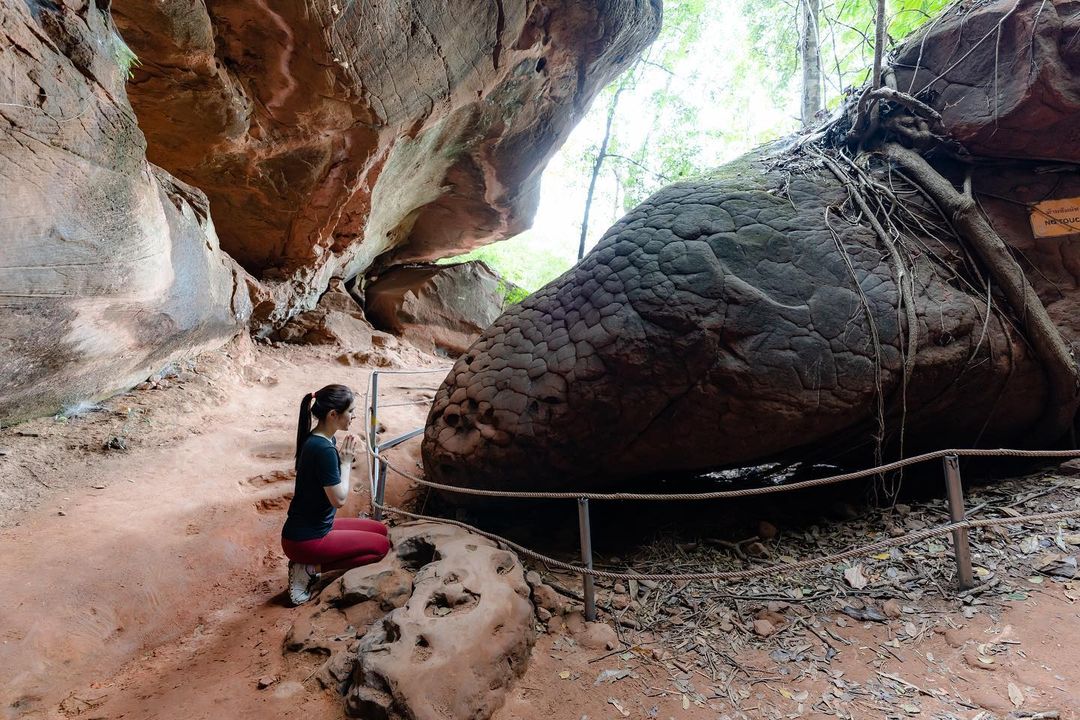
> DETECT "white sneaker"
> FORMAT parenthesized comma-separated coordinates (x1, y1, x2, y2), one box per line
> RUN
(287, 561, 318, 606)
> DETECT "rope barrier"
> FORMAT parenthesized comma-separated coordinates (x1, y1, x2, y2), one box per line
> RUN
(380, 448, 1080, 501)
(363, 379, 1080, 591)
(362, 367, 451, 375)
(375, 502, 1080, 582)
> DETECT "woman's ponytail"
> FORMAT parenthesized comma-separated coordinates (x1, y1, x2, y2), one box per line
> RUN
(295, 385, 353, 470)
(295, 392, 315, 471)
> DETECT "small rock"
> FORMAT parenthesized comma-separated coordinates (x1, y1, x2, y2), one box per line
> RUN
(525, 570, 542, 587)
(1058, 458, 1080, 477)
(963, 652, 998, 671)
(758, 520, 778, 540)
(537, 607, 552, 622)
(610, 594, 630, 611)
(745, 541, 770, 558)
(531, 583, 564, 615)
(578, 621, 619, 650)
(257, 676, 278, 689)
(753, 619, 776, 637)
(883, 599, 903, 619)
(943, 628, 966, 648)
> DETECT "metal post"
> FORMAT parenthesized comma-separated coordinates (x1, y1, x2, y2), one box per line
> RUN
(368, 371, 380, 518)
(577, 498, 597, 622)
(374, 460, 388, 521)
(369, 371, 380, 450)
(943, 454, 975, 590)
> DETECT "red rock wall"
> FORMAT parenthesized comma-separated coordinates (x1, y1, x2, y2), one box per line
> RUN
(110, 0, 662, 328)
(0, 0, 657, 421)
(0, 1, 250, 423)
(892, 0, 1080, 344)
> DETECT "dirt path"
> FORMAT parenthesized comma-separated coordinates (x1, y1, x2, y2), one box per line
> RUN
(2, 338, 1080, 720)
(0, 340, 442, 720)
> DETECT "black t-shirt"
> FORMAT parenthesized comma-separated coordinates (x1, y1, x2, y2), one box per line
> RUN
(282, 434, 341, 541)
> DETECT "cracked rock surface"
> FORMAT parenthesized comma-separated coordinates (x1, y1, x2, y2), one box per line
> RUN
(422, 150, 1078, 492)
(283, 521, 536, 720)
(0, 2, 249, 422)
(422, 0, 1080, 493)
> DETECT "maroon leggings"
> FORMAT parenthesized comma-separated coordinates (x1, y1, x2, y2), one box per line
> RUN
(281, 517, 390, 571)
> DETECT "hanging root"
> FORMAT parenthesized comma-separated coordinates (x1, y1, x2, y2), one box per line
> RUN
(883, 142, 1080, 441)
(817, 151, 920, 499)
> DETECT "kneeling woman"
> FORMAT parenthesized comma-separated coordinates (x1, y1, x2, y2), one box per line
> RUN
(282, 384, 390, 605)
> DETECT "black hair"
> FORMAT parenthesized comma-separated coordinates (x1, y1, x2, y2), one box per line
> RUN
(295, 383, 355, 470)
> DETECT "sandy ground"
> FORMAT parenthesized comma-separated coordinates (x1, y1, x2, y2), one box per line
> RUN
(1, 337, 1078, 720)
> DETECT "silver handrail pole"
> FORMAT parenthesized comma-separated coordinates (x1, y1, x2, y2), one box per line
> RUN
(578, 498, 597, 621)
(943, 454, 975, 590)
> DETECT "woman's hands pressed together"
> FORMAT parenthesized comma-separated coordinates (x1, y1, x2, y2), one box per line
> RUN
(338, 434, 358, 465)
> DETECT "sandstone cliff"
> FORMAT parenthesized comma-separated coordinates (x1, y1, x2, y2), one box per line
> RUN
(0, 0, 660, 422)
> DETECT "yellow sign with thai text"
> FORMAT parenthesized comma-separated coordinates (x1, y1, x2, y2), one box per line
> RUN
(1030, 197, 1080, 238)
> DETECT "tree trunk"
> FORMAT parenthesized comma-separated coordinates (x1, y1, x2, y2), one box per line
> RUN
(578, 84, 625, 261)
(873, 0, 886, 89)
(885, 142, 1080, 441)
(798, 0, 823, 128)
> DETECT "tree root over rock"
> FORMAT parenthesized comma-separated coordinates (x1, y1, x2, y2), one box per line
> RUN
(883, 142, 1080, 441)
(788, 61, 1080, 448)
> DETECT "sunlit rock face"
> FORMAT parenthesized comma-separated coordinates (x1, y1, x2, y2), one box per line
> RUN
(111, 0, 663, 328)
(0, 2, 249, 423)
(365, 262, 510, 356)
(422, 0, 1080, 493)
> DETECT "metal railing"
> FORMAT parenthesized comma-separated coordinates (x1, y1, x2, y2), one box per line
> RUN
(383, 450, 1080, 620)
(363, 367, 448, 521)
(362, 367, 1080, 621)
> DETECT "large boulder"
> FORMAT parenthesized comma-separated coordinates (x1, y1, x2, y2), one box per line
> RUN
(347, 523, 535, 720)
(282, 521, 536, 719)
(365, 262, 514, 356)
(109, 0, 662, 329)
(0, 2, 249, 423)
(894, 0, 1080, 162)
(274, 278, 381, 350)
(421, 0, 1080, 494)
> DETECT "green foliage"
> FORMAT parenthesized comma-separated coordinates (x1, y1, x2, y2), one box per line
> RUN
(438, 231, 574, 297)
(742, 0, 799, 89)
(738, 0, 954, 114)
(111, 31, 140, 80)
(497, 280, 531, 307)
(888, 0, 953, 40)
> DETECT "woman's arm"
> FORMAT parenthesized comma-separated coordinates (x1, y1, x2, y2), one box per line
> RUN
(325, 434, 357, 508)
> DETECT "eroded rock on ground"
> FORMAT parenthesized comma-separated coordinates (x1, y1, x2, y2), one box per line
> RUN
(422, 0, 1080, 493)
(0, 2, 249, 423)
(282, 521, 536, 719)
(274, 279, 386, 351)
(347, 522, 535, 720)
(110, 0, 662, 328)
(365, 262, 514, 357)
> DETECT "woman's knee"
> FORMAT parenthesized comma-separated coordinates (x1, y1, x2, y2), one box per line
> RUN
(369, 533, 391, 558)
